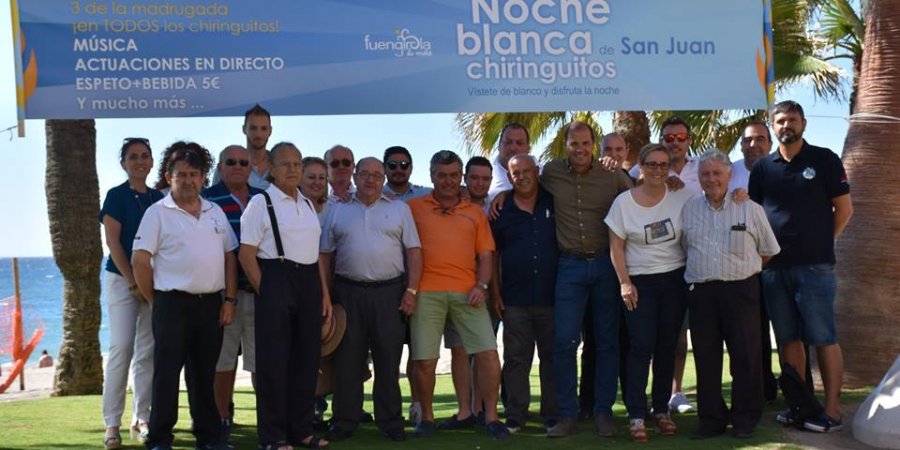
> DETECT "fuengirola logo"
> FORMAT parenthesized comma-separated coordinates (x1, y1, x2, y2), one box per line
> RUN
(363, 28, 432, 57)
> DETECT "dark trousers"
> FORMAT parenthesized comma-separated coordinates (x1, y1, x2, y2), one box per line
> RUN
(623, 268, 687, 419)
(688, 277, 763, 432)
(502, 305, 557, 423)
(255, 260, 322, 447)
(580, 306, 629, 414)
(757, 275, 779, 400)
(331, 277, 406, 434)
(147, 290, 223, 449)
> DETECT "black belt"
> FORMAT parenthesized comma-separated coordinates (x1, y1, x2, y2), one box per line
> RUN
(560, 250, 603, 260)
(335, 275, 403, 288)
(165, 290, 221, 299)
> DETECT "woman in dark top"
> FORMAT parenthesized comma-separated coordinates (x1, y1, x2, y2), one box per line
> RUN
(99, 138, 164, 450)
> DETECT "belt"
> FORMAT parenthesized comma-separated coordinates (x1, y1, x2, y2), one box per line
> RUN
(560, 250, 603, 260)
(335, 275, 403, 288)
(166, 290, 221, 299)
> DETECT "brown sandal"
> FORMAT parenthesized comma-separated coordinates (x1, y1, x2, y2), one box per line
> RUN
(654, 413, 677, 436)
(629, 419, 649, 443)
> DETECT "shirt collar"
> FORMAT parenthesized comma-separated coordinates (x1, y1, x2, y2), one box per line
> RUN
(161, 192, 215, 213)
(565, 158, 594, 174)
(703, 192, 732, 211)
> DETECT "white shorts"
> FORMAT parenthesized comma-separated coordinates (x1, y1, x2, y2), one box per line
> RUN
(216, 290, 256, 372)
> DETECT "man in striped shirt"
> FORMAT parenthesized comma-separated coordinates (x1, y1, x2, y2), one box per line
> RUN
(681, 149, 780, 439)
(203, 145, 264, 438)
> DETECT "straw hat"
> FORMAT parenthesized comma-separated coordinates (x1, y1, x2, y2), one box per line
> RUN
(321, 303, 346, 358)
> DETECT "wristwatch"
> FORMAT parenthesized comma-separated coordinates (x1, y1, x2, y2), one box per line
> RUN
(405, 287, 418, 296)
(477, 281, 489, 291)
(224, 296, 238, 305)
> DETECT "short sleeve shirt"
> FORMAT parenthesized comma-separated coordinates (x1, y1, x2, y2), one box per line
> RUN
(320, 194, 421, 281)
(406, 195, 495, 293)
(605, 188, 693, 275)
(132, 194, 238, 293)
(241, 185, 321, 265)
(98, 182, 164, 275)
(749, 141, 850, 267)
(491, 187, 558, 306)
(681, 194, 781, 283)
(541, 159, 633, 252)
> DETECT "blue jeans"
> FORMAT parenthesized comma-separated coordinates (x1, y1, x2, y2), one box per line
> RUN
(552, 254, 620, 419)
(761, 264, 837, 346)
(623, 268, 687, 419)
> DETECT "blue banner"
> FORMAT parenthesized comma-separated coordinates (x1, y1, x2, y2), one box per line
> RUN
(13, 0, 771, 119)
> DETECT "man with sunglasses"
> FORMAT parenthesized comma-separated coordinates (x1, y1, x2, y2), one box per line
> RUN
(383, 146, 432, 200)
(203, 145, 265, 439)
(211, 104, 273, 189)
(629, 117, 701, 196)
(326, 145, 356, 200)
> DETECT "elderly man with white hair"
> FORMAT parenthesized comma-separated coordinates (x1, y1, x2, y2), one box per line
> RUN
(681, 149, 780, 440)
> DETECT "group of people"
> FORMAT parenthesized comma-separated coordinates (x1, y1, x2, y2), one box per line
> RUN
(98, 101, 852, 450)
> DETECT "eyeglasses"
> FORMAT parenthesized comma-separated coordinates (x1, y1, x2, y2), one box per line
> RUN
(642, 161, 670, 171)
(224, 158, 250, 167)
(385, 160, 411, 170)
(662, 133, 689, 143)
(329, 158, 353, 168)
(123, 137, 150, 146)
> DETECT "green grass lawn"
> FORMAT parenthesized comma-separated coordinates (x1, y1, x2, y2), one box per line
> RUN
(0, 352, 871, 449)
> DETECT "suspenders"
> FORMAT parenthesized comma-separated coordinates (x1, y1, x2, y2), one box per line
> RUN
(259, 190, 314, 261)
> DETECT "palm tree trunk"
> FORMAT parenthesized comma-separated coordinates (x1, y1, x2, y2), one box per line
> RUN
(834, 0, 900, 387)
(613, 111, 650, 169)
(46, 119, 104, 395)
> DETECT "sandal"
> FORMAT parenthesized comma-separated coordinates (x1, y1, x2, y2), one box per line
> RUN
(654, 413, 677, 436)
(131, 421, 150, 443)
(103, 432, 123, 450)
(629, 419, 649, 443)
(299, 435, 329, 449)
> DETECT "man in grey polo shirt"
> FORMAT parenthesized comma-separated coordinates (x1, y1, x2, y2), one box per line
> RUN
(319, 157, 423, 442)
(681, 150, 780, 439)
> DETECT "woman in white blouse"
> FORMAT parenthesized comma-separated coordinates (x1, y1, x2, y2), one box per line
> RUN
(606, 143, 694, 443)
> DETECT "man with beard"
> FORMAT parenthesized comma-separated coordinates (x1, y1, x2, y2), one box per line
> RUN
(213, 105, 273, 189)
(382, 146, 432, 200)
(749, 100, 853, 433)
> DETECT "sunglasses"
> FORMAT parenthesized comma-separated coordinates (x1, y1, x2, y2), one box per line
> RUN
(225, 158, 250, 167)
(385, 160, 411, 170)
(662, 133, 689, 143)
(329, 158, 353, 168)
(123, 137, 150, 146)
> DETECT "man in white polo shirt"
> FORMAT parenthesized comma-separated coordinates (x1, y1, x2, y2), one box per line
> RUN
(133, 141, 238, 450)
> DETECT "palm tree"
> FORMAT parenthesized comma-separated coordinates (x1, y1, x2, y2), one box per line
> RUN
(834, 0, 900, 387)
(816, 0, 865, 112)
(46, 119, 104, 395)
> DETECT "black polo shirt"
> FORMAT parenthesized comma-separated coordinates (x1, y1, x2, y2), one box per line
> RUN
(749, 140, 850, 267)
(491, 186, 558, 307)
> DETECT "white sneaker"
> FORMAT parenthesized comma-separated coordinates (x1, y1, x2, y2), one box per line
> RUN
(408, 401, 423, 425)
(668, 392, 694, 414)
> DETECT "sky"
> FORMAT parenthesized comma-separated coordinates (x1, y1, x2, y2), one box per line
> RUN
(0, 1, 854, 257)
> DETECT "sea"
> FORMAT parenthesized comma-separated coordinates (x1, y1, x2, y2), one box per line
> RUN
(0, 256, 111, 365)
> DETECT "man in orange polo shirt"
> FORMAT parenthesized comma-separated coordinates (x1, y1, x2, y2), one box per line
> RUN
(406, 150, 509, 440)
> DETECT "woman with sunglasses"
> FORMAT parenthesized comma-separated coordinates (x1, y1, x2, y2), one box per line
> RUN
(300, 156, 329, 215)
(99, 138, 165, 449)
(605, 143, 694, 443)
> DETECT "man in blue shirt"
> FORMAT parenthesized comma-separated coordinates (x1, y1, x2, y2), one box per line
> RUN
(490, 154, 559, 433)
(203, 145, 264, 438)
(749, 100, 853, 433)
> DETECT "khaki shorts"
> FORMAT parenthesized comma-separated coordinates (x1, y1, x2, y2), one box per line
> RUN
(411, 291, 497, 360)
(216, 290, 256, 372)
